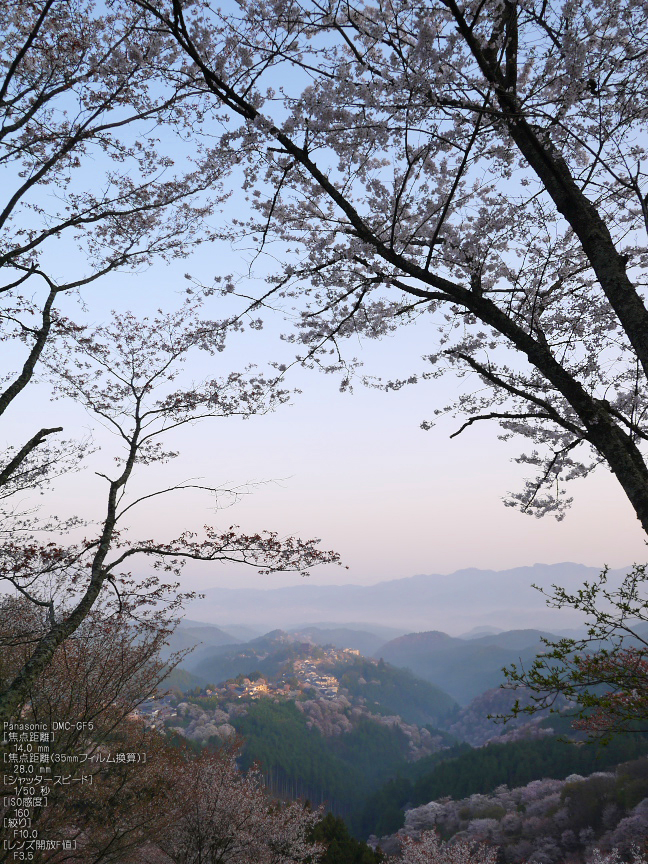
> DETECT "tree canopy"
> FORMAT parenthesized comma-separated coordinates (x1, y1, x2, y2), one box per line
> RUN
(134, 0, 648, 533)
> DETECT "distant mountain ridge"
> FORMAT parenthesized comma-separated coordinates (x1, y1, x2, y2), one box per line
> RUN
(158, 620, 240, 663)
(185, 562, 627, 632)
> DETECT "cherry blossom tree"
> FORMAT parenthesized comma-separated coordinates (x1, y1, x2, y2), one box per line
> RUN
(0, 0, 234, 449)
(589, 849, 648, 864)
(134, 0, 648, 533)
(156, 748, 324, 864)
(0, 0, 340, 724)
(121, 0, 648, 748)
(394, 831, 497, 864)
(0, 594, 187, 863)
(0, 597, 325, 864)
(0, 299, 341, 724)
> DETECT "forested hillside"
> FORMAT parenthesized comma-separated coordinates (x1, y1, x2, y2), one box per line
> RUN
(333, 657, 458, 727)
(234, 701, 412, 822)
(388, 756, 648, 862)
(360, 736, 648, 838)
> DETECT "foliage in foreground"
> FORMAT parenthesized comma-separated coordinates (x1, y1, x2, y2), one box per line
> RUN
(397, 832, 497, 864)
(504, 566, 648, 741)
(0, 598, 324, 864)
(295, 728, 648, 839)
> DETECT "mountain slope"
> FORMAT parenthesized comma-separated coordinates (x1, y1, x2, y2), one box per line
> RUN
(377, 629, 553, 705)
(158, 620, 240, 662)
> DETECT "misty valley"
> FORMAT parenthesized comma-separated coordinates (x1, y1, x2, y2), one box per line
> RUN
(135, 613, 648, 862)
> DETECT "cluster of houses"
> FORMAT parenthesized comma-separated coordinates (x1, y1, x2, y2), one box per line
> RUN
(195, 644, 362, 703)
(205, 678, 292, 700)
(292, 658, 340, 698)
(128, 699, 177, 727)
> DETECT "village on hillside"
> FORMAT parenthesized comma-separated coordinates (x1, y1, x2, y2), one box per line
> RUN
(133, 644, 363, 730)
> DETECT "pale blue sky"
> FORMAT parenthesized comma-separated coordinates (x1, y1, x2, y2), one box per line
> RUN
(8, 235, 647, 593)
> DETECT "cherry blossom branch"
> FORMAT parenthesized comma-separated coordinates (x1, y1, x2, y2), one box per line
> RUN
(449, 412, 554, 439)
(0, 427, 63, 489)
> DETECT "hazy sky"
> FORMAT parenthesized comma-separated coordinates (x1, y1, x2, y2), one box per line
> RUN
(10, 228, 647, 594)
